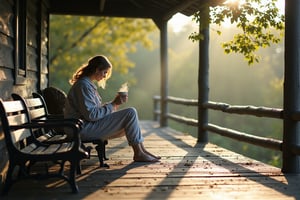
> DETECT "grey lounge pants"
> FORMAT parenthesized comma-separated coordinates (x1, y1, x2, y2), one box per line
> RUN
(79, 107, 144, 145)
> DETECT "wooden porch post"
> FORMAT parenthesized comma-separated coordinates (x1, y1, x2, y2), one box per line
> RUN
(160, 20, 169, 127)
(197, 5, 209, 143)
(282, 0, 300, 173)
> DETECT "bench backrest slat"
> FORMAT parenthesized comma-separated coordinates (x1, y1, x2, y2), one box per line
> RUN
(7, 113, 31, 143)
(25, 98, 47, 119)
(10, 128, 31, 144)
(29, 107, 47, 119)
(0, 99, 32, 145)
(25, 97, 44, 108)
(2, 100, 25, 113)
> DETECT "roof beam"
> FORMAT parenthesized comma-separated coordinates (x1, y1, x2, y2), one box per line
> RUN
(129, 0, 144, 9)
(163, 0, 202, 20)
(99, 0, 106, 12)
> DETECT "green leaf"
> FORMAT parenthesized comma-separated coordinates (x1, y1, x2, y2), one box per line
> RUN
(190, 0, 285, 65)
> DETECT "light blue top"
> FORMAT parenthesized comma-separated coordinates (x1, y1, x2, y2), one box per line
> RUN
(64, 77, 143, 144)
(64, 77, 114, 121)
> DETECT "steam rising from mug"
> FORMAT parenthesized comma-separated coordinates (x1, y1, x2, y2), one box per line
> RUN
(118, 82, 129, 93)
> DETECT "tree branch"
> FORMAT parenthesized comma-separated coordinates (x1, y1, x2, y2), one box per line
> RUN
(50, 18, 104, 65)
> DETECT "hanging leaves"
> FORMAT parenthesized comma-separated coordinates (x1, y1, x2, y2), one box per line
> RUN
(190, 0, 284, 65)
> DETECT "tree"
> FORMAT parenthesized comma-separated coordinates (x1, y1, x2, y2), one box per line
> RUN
(189, 0, 284, 65)
(49, 15, 156, 92)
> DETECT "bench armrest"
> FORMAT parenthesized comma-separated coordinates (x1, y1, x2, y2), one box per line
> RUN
(31, 117, 84, 128)
(46, 114, 64, 119)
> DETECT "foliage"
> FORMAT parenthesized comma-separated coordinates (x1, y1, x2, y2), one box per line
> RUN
(190, 0, 284, 65)
(161, 23, 283, 167)
(49, 15, 156, 92)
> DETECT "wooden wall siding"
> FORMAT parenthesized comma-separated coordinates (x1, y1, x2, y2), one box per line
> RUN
(0, 0, 14, 189)
(0, 0, 15, 91)
(27, 0, 39, 90)
(0, 34, 14, 69)
(0, 0, 50, 188)
(40, 0, 49, 89)
(27, 2, 38, 48)
(0, 0, 14, 69)
(0, 0, 14, 37)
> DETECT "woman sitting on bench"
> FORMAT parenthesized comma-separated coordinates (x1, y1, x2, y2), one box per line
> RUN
(64, 55, 160, 162)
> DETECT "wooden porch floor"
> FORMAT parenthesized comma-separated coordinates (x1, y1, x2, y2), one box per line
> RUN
(2, 121, 300, 200)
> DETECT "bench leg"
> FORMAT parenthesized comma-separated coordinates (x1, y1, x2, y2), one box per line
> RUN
(1, 163, 15, 195)
(69, 161, 79, 193)
(76, 144, 93, 174)
(18, 163, 29, 178)
(76, 163, 82, 175)
(103, 140, 109, 160)
(95, 140, 109, 168)
(58, 160, 66, 175)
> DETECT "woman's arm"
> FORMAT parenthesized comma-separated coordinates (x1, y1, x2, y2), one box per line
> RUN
(76, 83, 114, 121)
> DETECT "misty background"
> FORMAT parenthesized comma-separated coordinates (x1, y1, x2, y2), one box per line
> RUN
(127, 19, 283, 167)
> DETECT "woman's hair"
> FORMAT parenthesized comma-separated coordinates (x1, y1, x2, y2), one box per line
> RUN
(69, 55, 112, 88)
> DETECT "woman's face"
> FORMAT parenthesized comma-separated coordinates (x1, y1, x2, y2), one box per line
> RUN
(94, 68, 110, 81)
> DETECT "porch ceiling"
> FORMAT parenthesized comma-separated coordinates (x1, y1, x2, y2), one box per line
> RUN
(49, 0, 224, 20)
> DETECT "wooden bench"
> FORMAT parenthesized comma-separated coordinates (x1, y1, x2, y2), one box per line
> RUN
(12, 92, 109, 168)
(0, 98, 89, 195)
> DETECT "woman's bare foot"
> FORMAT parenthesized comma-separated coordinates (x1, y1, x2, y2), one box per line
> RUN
(133, 153, 159, 162)
(143, 151, 161, 160)
(143, 148, 161, 160)
(132, 143, 160, 162)
(140, 143, 161, 159)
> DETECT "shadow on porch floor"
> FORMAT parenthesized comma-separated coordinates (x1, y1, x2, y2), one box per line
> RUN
(2, 121, 299, 200)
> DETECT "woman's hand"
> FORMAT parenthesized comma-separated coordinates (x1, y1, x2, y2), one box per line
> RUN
(111, 93, 128, 110)
(112, 95, 123, 106)
(118, 92, 128, 104)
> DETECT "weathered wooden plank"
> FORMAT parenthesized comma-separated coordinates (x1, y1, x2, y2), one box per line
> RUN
(7, 181, 299, 200)
(0, 33, 14, 68)
(2, 121, 300, 200)
(27, 46, 38, 71)
(0, 0, 14, 37)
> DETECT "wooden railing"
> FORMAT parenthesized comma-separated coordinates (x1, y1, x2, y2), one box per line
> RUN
(153, 95, 284, 152)
(153, 96, 198, 126)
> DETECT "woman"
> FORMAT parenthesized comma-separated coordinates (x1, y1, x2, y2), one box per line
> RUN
(64, 55, 160, 162)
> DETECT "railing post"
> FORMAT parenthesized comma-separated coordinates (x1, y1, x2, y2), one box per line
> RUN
(197, 5, 209, 143)
(282, 0, 300, 173)
(159, 20, 168, 127)
(153, 96, 160, 122)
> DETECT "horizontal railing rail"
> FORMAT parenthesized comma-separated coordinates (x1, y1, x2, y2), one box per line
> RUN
(204, 123, 282, 151)
(153, 95, 198, 125)
(153, 95, 285, 152)
(203, 101, 283, 119)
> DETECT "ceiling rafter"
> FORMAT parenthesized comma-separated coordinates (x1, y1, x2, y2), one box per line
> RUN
(99, 0, 106, 12)
(163, 0, 202, 20)
(49, 0, 225, 20)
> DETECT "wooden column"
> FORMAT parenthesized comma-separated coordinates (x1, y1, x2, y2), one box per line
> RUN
(197, 6, 209, 143)
(282, 0, 300, 173)
(160, 20, 169, 127)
